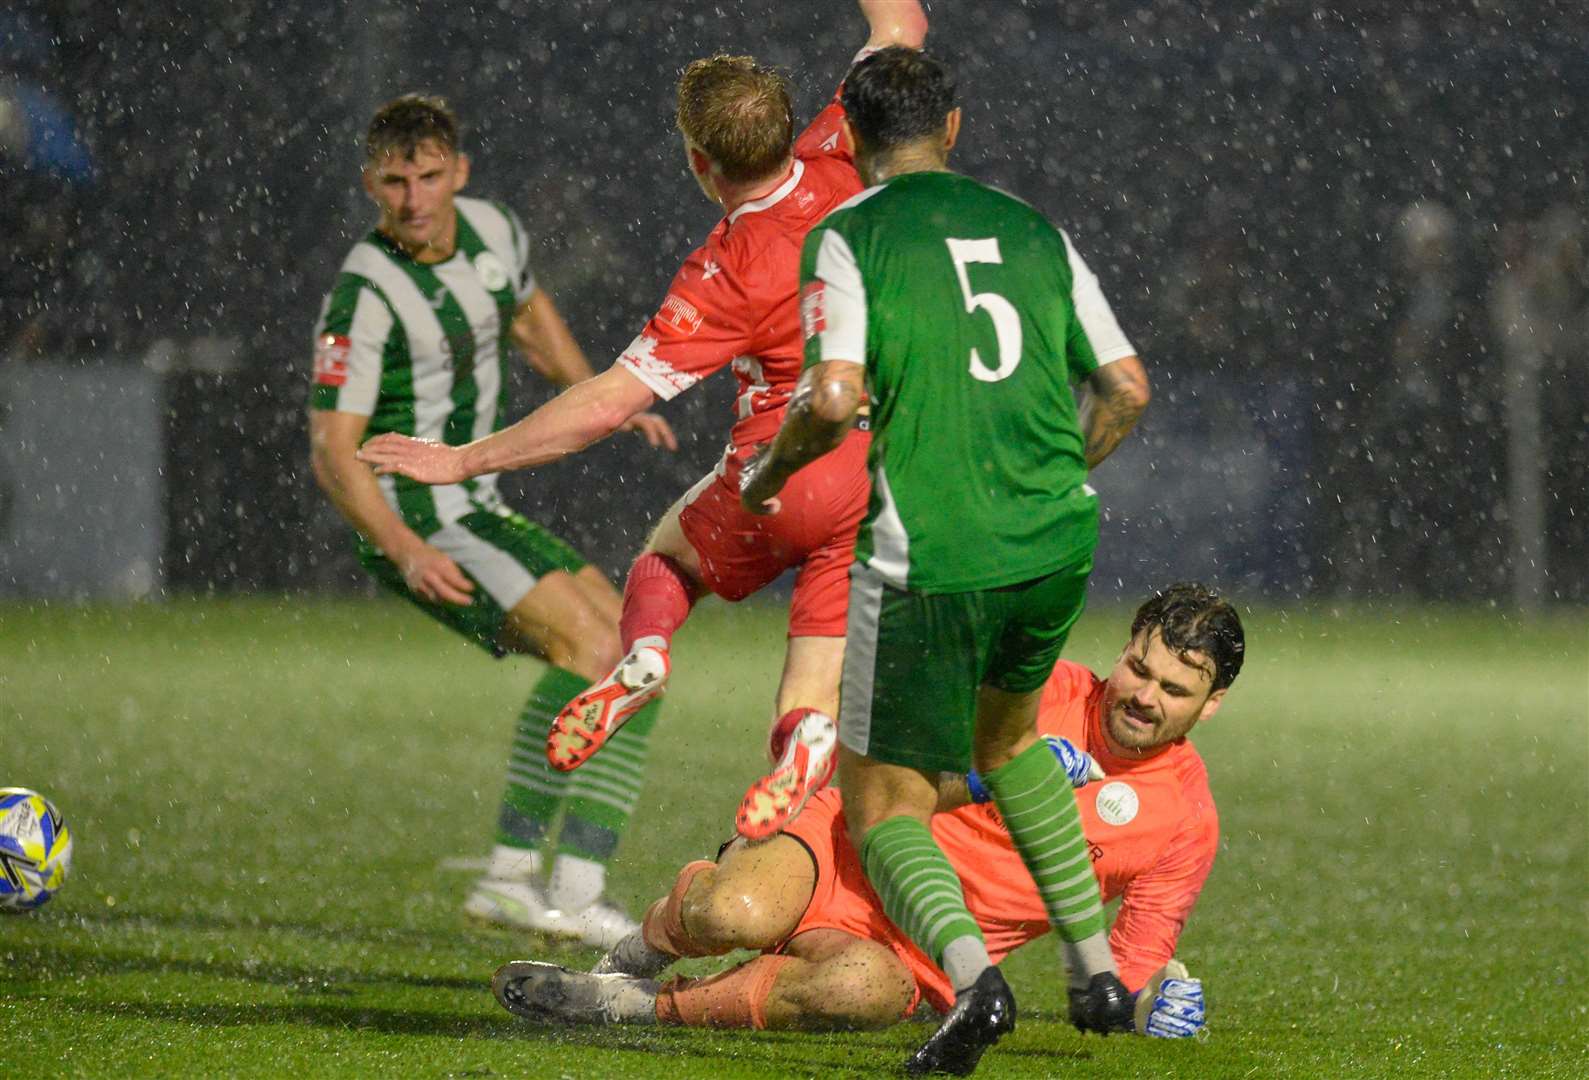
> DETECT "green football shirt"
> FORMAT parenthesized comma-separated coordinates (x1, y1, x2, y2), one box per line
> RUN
(310, 195, 533, 536)
(799, 170, 1135, 593)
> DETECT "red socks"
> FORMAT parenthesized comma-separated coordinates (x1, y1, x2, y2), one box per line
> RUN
(620, 553, 697, 651)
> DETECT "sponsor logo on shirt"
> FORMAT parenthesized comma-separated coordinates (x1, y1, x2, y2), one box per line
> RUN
(474, 252, 510, 291)
(799, 281, 826, 339)
(313, 334, 351, 386)
(659, 293, 703, 336)
(793, 187, 816, 211)
(1094, 781, 1140, 827)
(819, 131, 840, 152)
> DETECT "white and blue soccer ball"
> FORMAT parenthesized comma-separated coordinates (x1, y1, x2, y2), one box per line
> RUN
(0, 787, 73, 912)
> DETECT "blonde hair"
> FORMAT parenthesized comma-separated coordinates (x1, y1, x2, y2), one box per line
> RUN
(675, 55, 794, 183)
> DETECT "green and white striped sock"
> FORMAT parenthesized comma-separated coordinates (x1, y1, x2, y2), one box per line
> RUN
(860, 815, 991, 990)
(983, 739, 1114, 987)
(493, 666, 586, 856)
(553, 699, 660, 906)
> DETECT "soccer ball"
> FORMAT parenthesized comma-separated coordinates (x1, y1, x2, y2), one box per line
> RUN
(0, 788, 73, 912)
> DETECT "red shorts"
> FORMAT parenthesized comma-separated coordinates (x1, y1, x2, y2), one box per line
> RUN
(678, 428, 871, 638)
(774, 789, 955, 1016)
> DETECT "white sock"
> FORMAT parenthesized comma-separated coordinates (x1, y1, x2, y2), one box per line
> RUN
(549, 853, 606, 912)
(488, 844, 542, 881)
(940, 934, 993, 993)
(1062, 932, 1116, 991)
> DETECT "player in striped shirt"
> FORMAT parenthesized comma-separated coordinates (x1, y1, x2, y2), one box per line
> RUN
(309, 95, 676, 948)
(492, 584, 1240, 1050)
(357, 2, 931, 842)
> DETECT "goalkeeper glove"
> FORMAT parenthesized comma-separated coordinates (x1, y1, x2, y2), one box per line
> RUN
(1133, 959, 1207, 1038)
(966, 735, 1103, 803)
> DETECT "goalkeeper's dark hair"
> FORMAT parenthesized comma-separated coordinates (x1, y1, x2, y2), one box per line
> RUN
(1132, 583, 1245, 692)
(841, 46, 957, 151)
(366, 94, 460, 164)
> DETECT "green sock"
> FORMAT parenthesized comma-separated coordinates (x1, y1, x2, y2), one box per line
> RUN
(494, 666, 587, 851)
(859, 815, 989, 987)
(983, 739, 1113, 985)
(557, 699, 660, 867)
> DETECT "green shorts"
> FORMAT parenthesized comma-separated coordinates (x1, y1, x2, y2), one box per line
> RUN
(358, 506, 587, 655)
(838, 555, 1092, 774)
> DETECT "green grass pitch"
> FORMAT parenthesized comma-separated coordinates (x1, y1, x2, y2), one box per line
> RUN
(2, 596, 1585, 1078)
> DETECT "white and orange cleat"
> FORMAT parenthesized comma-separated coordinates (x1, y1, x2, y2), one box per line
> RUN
(547, 643, 670, 772)
(735, 707, 838, 841)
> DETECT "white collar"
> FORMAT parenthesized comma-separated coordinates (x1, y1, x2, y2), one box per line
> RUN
(726, 159, 806, 225)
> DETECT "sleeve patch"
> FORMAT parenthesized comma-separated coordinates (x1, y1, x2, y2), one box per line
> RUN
(313, 334, 351, 387)
(659, 293, 704, 336)
(800, 281, 827, 339)
(618, 334, 702, 397)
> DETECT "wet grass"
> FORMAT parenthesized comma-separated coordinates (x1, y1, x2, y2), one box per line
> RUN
(2, 596, 1585, 1078)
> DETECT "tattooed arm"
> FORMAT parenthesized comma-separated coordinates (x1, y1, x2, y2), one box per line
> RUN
(740, 360, 865, 514)
(1078, 354, 1150, 469)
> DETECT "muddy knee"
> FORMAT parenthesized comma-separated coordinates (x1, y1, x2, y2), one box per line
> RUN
(681, 877, 773, 952)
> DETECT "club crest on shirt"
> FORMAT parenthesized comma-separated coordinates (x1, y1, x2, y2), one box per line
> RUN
(473, 252, 509, 291)
(313, 334, 351, 386)
(1093, 781, 1140, 827)
(800, 281, 826, 339)
(660, 293, 703, 336)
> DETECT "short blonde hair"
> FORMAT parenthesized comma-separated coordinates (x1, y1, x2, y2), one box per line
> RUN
(675, 55, 794, 184)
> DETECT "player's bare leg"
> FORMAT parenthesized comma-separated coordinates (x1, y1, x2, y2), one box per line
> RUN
(737, 635, 845, 839)
(545, 500, 704, 772)
(495, 925, 914, 1030)
(763, 928, 915, 1030)
(501, 569, 623, 680)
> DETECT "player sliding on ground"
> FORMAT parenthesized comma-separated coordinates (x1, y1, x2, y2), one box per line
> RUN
(737, 46, 1153, 1074)
(493, 585, 1240, 1056)
(357, 0, 930, 842)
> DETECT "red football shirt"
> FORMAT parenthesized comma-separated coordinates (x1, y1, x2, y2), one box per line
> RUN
(615, 99, 863, 465)
(933, 661, 1220, 992)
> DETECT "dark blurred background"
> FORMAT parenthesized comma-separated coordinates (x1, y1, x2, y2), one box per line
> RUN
(3, 1, 1585, 606)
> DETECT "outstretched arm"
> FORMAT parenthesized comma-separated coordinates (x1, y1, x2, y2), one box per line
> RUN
(859, 0, 928, 49)
(357, 363, 661, 483)
(1078, 354, 1150, 469)
(513, 289, 677, 450)
(740, 360, 865, 514)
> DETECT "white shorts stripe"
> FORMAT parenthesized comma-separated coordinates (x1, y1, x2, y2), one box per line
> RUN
(839, 564, 886, 757)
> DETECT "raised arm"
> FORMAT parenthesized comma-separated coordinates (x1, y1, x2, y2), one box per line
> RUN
(859, 0, 928, 49)
(1078, 354, 1150, 469)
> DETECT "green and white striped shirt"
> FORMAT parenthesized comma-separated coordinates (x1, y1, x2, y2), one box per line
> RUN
(311, 195, 534, 536)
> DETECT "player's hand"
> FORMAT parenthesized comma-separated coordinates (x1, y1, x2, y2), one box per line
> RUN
(398, 544, 475, 606)
(1043, 735, 1106, 787)
(1133, 960, 1206, 1038)
(738, 448, 783, 516)
(620, 411, 679, 451)
(357, 433, 472, 485)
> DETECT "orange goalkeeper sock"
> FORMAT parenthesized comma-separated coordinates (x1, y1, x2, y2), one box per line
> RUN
(641, 859, 717, 958)
(654, 954, 791, 1029)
